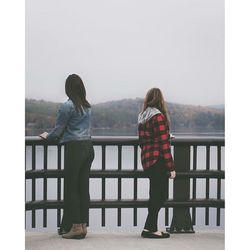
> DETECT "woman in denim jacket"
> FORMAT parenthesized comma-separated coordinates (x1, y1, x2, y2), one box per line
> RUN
(40, 74, 94, 239)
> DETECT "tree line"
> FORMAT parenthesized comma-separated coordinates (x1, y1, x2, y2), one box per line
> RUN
(25, 98, 224, 135)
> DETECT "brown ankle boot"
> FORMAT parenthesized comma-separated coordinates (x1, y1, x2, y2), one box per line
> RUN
(62, 224, 85, 239)
(82, 223, 87, 235)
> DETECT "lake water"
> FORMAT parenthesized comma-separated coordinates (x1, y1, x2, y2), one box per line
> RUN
(25, 135, 225, 232)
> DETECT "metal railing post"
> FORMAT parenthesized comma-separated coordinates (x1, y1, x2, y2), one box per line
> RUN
(169, 144, 195, 233)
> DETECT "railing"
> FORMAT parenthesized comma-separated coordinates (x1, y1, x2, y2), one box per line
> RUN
(25, 136, 225, 233)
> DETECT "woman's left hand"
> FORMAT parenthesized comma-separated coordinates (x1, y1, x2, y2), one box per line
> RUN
(169, 170, 176, 179)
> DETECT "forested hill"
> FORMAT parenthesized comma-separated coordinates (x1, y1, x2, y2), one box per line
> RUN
(25, 98, 224, 135)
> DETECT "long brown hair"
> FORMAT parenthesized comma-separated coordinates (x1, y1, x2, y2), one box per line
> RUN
(65, 74, 91, 114)
(142, 88, 171, 125)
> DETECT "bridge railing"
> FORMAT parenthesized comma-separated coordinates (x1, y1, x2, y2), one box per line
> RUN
(25, 136, 225, 233)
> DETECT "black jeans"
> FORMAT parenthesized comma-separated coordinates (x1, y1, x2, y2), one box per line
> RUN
(60, 140, 94, 231)
(144, 158, 169, 232)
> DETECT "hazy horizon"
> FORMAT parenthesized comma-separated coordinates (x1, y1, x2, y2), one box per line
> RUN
(26, 0, 224, 106)
(25, 96, 224, 108)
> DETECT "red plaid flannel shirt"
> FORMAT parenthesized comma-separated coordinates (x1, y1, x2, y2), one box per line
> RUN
(138, 113, 175, 171)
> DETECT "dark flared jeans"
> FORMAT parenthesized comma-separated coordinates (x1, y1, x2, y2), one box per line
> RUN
(60, 140, 94, 231)
(144, 158, 169, 232)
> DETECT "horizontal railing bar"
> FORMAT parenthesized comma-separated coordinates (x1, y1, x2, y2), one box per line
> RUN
(25, 169, 225, 179)
(25, 136, 225, 146)
(26, 198, 225, 210)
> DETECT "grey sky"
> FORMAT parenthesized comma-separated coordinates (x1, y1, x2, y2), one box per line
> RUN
(26, 0, 224, 106)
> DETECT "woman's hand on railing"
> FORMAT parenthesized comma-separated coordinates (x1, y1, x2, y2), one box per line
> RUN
(169, 170, 176, 179)
(39, 132, 48, 139)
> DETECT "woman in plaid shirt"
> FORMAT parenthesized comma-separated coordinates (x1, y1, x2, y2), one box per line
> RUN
(138, 88, 176, 238)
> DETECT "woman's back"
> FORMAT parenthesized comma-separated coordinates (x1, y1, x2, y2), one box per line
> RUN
(47, 99, 91, 143)
(62, 99, 91, 142)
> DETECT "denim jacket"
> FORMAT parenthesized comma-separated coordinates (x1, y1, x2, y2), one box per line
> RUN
(47, 99, 91, 143)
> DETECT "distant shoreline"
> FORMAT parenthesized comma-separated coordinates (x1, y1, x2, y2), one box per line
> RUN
(25, 128, 224, 137)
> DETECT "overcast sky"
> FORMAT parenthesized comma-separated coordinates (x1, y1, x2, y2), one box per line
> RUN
(26, 0, 224, 106)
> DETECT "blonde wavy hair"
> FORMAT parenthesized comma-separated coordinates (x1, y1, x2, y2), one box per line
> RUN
(142, 88, 171, 126)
